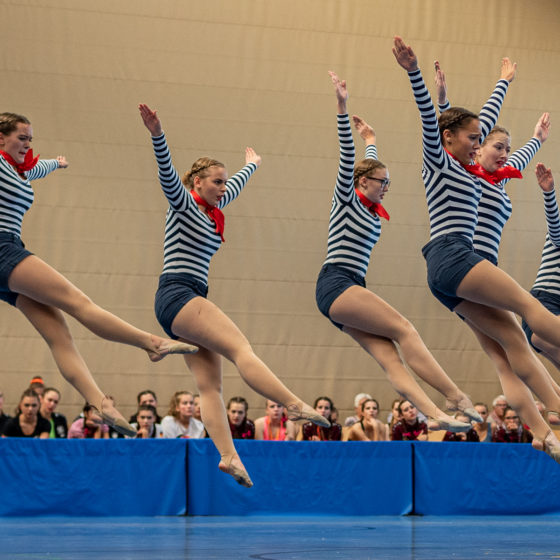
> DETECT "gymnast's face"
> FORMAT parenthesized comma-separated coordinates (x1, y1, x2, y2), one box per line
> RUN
(358, 167, 390, 204)
(0, 122, 33, 164)
(476, 132, 511, 173)
(444, 119, 481, 165)
(193, 166, 228, 207)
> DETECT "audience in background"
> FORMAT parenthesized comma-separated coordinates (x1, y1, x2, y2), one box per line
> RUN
(443, 412, 480, 442)
(472, 402, 493, 443)
(346, 398, 387, 441)
(193, 394, 202, 423)
(301, 396, 342, 441)
(2, 388, 50, 438)
(0, 389, 11, 434)
(392, 400, 428, 441)
(39, 387, 68, 438)
(344, 393, 372, 427)
(255, 400, 296, 440)
(131, 404, 163, 438)
(161, 391, 205, 439)
(387, 398, 401, 440)
(68, 404, 109, 439)
(227, 396, 255, 439)
(28, 376, 45, 397)
(129, 390, 162, 424)
(492, 407, 533, 443)
(487, 395, 508, 431)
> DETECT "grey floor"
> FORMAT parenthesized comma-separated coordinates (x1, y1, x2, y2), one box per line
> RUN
(1, 515, 559, 560)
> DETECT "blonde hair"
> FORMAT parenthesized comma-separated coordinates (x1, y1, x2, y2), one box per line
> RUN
(182, 157, 225, 188)
(0, 112, 30, 135)
(481, 126, 510, 147)
(353, 159, 387, 188)
(167, 390, 193, 419)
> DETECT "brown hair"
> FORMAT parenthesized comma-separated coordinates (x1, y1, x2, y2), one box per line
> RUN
(353, 159, 387, 188)
(16, 388, 40, 415)
(182, 157, 225, 188)
(0, 112, 30, 135)
(481, 125, 510, 147)
(438, 107, 479, 141)
(167, 390, 193, 419)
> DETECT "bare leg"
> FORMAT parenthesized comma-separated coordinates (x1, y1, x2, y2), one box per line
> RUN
(329, 286, 475, 416)
(9, 255, 195, 360)
(16, 295, 132, 431)
(457, 259, 560, 350)
(531, 334, 560, 390)
(343, 326, 465, 429)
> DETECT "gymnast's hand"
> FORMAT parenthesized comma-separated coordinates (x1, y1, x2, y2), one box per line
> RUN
(245, 147, 261, 168)
(434, 60, 448, 106)
(328, 70, 348, 113)
(535, 162, 554, 193)
(138, 103, 163, 137)
(56, 156, 68, 169)
(534, 112, 551, 144)
(352, 115, 376, 145)
(392, 36, 418, 72)
(499, 57, 517, 83)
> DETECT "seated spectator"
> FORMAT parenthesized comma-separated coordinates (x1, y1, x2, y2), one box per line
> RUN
(344, 392, 372, 427)
(346, 398, 387, 441)
(472, 402, 492, 442)
(392, 400, 428, 441)
(161, 391, 205, 439)
(129, 390, 162, 424)
(2, 388, 50, 438)
(28, 376, 45, 397)
(330, 405, 339, 424)
(255, 400, 296, 440)
(387, 398, 401, 440)
(487, 395, 508, 431)
(131, 404, 163, 438)
(443, 412, 479, 442)
(39, 387, 68, 438)
(193, 394, 202, 422)
(68, 404, 109, 439)
(226, 396, 255, 439)
(0, 389, 11, 434)
(301, 396, 342, 441)
(492, 407, 533, 443)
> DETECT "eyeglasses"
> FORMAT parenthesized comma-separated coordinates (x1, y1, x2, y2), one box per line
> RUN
(366, 176, 391, 189)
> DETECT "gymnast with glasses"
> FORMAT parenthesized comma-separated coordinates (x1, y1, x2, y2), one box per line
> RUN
(315, 71, 481, 433)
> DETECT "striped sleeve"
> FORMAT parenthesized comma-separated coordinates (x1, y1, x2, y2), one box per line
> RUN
(543, 189, 560, 247)
(25, 159, 59, 181)
(334, 114, 356, 203)
(364, 144, 378, 161)
(506, 138, 541, 175)
(218, 163, 257, 209)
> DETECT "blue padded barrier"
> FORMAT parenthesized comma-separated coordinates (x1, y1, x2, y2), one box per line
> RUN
(413, 442, 560, 515)
(0, 439, 187, 516)
(186, 439, 413, 515)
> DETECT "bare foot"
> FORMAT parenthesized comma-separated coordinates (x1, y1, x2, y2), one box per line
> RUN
(219, 454, 253, 488)
(147, 335, 198, 362)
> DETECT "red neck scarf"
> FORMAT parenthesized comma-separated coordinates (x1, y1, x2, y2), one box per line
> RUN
(354, 188, 390, 220)
(0, 149, 39, 175)
(444, 148, 522, 185)
(190, 189, 225, 242)
(463, 162, 522, 185)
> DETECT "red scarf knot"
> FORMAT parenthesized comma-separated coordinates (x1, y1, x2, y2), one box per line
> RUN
(354, 188, 390, 220)
(190, 189, 225, 242)
(0, 149, 40, 175)
(463, 162, 522, 185)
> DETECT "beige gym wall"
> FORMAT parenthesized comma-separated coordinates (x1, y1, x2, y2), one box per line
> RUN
(1, 0, 559, 422)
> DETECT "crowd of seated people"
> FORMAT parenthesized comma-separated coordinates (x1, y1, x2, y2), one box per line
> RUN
(1, 379, 554, 446)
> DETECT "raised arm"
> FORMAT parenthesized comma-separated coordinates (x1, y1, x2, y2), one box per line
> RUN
(536, 163, 560, 247)
(138, 103, 188, 211)
(506, 113, 550, 174)
(353, 115, 378, 160)
(434, 60, 448, 108)
(329, 70, 348, 115)
(218, 147, 260, 209)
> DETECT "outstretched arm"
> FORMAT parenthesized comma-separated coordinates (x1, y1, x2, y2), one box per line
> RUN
(505, 113, 551, 174)
(536, 163, 560, 246)
(219, 147, 261, 209)
(138, 103, 163, 137)
(392, 36, 418, 72)
(536, 162, 554, 193)
(533, 112, 551, 144)
(329, 70, 348, 114)
(245, 147, 261, 168)
(434, 60, 448, 107)
(353, 115, 378, 160)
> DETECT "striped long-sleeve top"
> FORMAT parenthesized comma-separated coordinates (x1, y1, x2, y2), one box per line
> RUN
(0, 156, 59, 237)
(151, 133, 256, 285)
(532, 188, 560, 297)
(322, 114, 382, 278)
(408, 69, 508, 241)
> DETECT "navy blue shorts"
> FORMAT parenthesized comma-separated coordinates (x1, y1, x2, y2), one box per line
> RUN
(316, 263, 366, 330)
(155, 273, 208, 339)
(521, 289, 560, 353)
(422, 234, 485, 312)
(0, 232, 33, 306)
